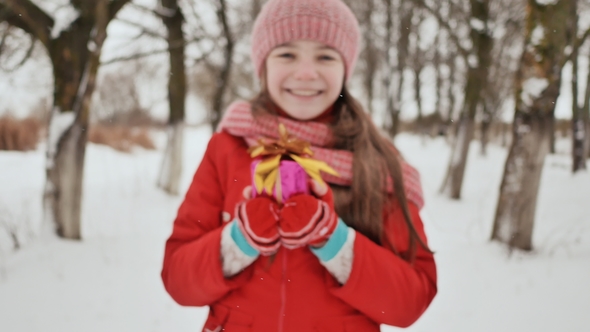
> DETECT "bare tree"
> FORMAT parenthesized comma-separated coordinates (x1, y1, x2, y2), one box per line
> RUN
(433, 13, 445, 130)
(571, 11, 585, 172)
(570, 3, 590, 172)
(426, 0, 493, 199)
(382, 0, 398, 136)
(157, 0, 186, 195)
(360, 0, 378, 113)
(491, 0, 575, 250)
(0, 22, 36, 72)
(583, 50, 590, 163)
(480, 2, 525, 155)
(411, 9, 425, 133)
(209, 0, 234, 130)
(385, 0, 413, 137)
(424, 0, 493, 199)
(0, 0, 130, 239)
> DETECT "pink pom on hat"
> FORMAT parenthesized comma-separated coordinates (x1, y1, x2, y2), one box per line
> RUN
(251, 0, 361, 81)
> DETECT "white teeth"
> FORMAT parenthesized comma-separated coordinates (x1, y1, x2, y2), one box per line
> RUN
(290, 90, 320, 96)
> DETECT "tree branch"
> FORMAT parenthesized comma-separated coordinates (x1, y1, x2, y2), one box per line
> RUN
(116, 17, 166, 39)
(127, 2, 157, 16)
(415, 0, 470, 59)
(576, 26, 590, 49)
(0, 4, 31, 35)
(101, 37, 211, 66)
(0, 0, 53, 48)
(108, 0, 132, 21)
(101, 48, 169, 65)
(563, 21, 590, 65)
(0, 32, 36, 72)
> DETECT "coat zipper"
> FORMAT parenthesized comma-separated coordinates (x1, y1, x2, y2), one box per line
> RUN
(278, 250, 288, 332)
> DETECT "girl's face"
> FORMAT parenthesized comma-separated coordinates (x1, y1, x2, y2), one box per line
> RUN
(265, 40, 345, 120)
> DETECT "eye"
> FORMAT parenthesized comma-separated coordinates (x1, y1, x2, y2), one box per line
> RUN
(319, 54, 336, 61)
(277, 52, 295, 59)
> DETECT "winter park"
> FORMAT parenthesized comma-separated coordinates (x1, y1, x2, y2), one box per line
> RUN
(0, 0, 589, 331)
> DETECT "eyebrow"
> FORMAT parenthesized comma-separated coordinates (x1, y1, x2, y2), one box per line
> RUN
(276, 42, 336, 51)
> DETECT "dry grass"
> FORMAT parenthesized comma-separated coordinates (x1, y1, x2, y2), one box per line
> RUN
(88, 124, 156, 153)
(0, 115, 42, 151)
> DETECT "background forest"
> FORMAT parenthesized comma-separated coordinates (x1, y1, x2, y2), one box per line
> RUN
(0, 0, 589, 331)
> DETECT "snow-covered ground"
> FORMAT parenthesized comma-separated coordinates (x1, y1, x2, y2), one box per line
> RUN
(0, 127, 588, 332)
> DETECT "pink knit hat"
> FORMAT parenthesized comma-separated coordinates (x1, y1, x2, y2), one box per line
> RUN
(251, 0, 361, 81)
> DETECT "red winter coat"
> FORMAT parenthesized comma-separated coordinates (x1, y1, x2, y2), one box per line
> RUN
(161, 132, 437, 332)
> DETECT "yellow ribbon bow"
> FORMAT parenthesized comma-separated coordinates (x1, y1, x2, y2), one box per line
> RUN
(249, 124, 340, 203)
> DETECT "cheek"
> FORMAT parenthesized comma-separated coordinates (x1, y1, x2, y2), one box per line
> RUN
(265, 65, 285, 98)
(266, 78, 281, 103)
(326, 70, 345, 94)
(326, 64, 345, 91)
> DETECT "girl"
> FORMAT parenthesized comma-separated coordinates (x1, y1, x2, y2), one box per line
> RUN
(161, 0, 437, 330)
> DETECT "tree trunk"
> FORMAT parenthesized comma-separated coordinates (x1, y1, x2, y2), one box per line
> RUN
(440, 0, 492, 199)
(491, 0, 575, 250)
(158, 122, 184, 195)
(549, 116, 556, 154)
(210, 0, 234, 131)
(572, 116, 586, 171)
(382, 0, 395, 135)
(251, 0, 263, 18)
(158, 0, 186, 195)
(584, 65, 590, 160)
(45, 114, 87, 239)
(501, 122, 510, 147)
(387, 1, 412, 137)
(3, 1, 129, 239)
(492, 114, 552, 250)
(447, 55, 457, 141)
(434, 19, 445, 136)
(414, 64, 424, 135)
(440, 66, 484, 198)
(47, 4, 111, 239)
(362, 0, 376, 113)
(574, 21, 589, 172)
(412, 10, 424, 135)
(480, 103, 492, 156)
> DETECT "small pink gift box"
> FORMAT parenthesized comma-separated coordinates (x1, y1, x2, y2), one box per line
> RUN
(251, 159, 310, 203)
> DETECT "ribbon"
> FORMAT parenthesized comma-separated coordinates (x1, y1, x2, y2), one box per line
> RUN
(249, 124, 340, 202)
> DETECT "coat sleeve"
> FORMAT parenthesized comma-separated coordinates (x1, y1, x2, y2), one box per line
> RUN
(329, 202, 437, 327)
(161, 133, 253, 306)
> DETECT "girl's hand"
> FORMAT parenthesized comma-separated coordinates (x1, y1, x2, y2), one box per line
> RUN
(310, 179, 328, 197)
(278, 180, 338, 249)
(234, 186, 281, 255)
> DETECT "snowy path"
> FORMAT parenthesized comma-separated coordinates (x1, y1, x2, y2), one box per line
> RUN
(1, 127, 589, 331)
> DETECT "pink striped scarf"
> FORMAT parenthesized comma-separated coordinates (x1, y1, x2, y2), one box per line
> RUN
(217, 101, 424, 209)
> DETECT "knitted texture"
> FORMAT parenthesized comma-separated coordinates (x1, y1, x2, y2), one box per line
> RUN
(316, 226, 355, 284)
(221, 222, 258, 277)
(218, 101, 425, 209)
(251, 0, 361, 81)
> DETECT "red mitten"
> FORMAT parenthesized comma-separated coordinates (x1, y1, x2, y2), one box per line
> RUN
(278, 186, 338, 249)
(235, 196, 281, 255)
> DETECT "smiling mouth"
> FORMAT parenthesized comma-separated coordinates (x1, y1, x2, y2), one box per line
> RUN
(287, 89, 322, 97)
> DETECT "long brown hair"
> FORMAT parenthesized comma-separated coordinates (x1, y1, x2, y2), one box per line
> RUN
(251, 83, 430, 261)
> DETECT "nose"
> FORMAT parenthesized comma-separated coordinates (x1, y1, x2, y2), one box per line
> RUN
(293, 59, 319, 81)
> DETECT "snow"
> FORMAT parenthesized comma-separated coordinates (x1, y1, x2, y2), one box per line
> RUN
(50, 6, 80, 40)
(0, 126, 588, 331)
(536, 0, 559, 6)
(46, 109, 75, 169)
(531, 25, 545, 46)
(467, 54, 478, 68)
(469, 18, 485, 33)
(521, 77, 549, 107)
